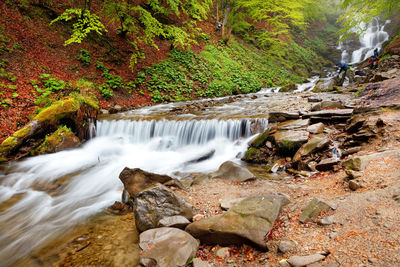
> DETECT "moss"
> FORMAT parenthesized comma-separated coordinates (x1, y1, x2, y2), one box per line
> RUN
(242, 147, 261, 161)
(32, 127, 76, 155)
(72, 93, 99, 110)
(0, 136, 19, 156)
(277, 140, 302, 156)
(250, 130, 270, 148)
(0, 156, 7, 163)
(13, 125, 32, 139)
(34, 98, 80, 123)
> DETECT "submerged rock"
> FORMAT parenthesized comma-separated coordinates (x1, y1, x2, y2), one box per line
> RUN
(211, 161, 255, 182)
(139, 227, 199, 267)
(185, 194, 290, 250)
(134, 184, 199, 232)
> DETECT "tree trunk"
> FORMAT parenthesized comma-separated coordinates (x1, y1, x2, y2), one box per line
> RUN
(221, 0, 230, 38)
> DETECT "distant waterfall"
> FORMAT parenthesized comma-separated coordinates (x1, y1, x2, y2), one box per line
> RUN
(338, 18, 390, 64)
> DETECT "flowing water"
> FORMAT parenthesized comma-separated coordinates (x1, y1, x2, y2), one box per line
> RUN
(0, 85, 353, 265)
(338, 18, 390, 64)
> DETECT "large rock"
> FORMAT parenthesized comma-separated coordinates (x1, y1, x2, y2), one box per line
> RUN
(139, 227, 199, 267)
(211, 161, 255, 182)
(269, 112, 300, 123)
(134, 184, 199, 232)
(273, 130, 309, 156)
(343, 149, 400, 171)
(303, 109, 353, 123)
(299, 198, 333, 223)
(277, 119, 310, 130)
(119, 168, 173, 198)
(158, 216, 191, 229)
(287, 253, 326, 267)
(293, 137, 331, 161)
(185, 194, 290, 250)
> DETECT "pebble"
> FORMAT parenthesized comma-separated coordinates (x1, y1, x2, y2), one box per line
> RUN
(215, 247, 230, 258)
(318, 215, 334, 226)
(287, 253, 326, 267)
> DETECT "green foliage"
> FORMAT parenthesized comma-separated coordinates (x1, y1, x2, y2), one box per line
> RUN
(33, 74, 66, 106)
(138, 38, 303, 103)
(51, 9, 107, 45)
(337, 0, 400, 41)
(77, 49, 91, 65)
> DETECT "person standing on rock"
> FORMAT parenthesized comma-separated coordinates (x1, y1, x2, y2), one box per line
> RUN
(336, 62, 352, 86)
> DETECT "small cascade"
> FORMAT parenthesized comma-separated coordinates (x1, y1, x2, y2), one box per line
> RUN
(338, 18, 390, 64)
(96, 118, 267, 148)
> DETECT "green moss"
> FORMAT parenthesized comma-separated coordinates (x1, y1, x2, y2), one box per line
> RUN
(34, 98, 80, 122)
(0, 136, 18, 156)
(13, 125, 32, 139)
(242, 147, 261, 161)
(0, 156, 7, 163)
(32, 126, 76, 155)
(250, 130, 270, 148)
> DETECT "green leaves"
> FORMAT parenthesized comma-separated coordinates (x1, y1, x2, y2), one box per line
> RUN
(51, 9, 107, 46)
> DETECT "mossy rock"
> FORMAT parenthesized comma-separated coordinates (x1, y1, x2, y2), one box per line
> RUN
(242, 147, 261, 162)
(32, 127, 81, 155)
(279, 83, 297, 92)
(34, 98, 81, 123)
(0, 125, 33, 156)
(250, 130, 270, 148)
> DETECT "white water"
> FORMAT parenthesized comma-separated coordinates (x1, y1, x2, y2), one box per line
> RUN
(338, 18, 390, 64)
(0, 118, 266, 265)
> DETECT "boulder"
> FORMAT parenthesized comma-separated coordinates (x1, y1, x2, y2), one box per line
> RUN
(273, 130, 309, 156)
(277, 119, 310, 131)
(299, 198, 334, 223)
(119, 168, 173, 198)
(185, 194, 290, 250)
(287, 253, 326, 267)
(269, 112, 300, 123)
(139, 227, 199, 267)
(242, 147, 263, 163)
(211, 161, 255, 182)
(220, 197, 246, 211)
(315, 158, 340, 171)
(312, 79, 336, 92)
(134, 184, 199, 232)
(307, 123, 325, 134)
(293, 137, 331, 162)
(158, 216, 191, 229)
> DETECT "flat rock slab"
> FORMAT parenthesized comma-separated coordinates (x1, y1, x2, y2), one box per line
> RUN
(139, 227, 199, 267)
(299, 198, 333, 223)
(277, 119, 310, 130)
(134, 184, 199, 232)
(273, 130, 309, 156)
(303, 109, 353, 118)
(211, 161, 255, 182)
(287, 253, 326, 267)
(343, 149, 400, 171)
(186, 194, 290, 250)
(269, 112, 300, 122)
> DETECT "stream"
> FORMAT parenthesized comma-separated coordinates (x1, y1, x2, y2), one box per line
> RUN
(0, 18, 390, 265)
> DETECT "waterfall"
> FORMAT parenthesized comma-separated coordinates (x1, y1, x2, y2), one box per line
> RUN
(338, 18, 390, 64)
(0, 118, 267, 265)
